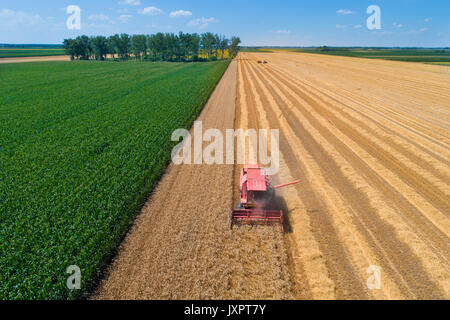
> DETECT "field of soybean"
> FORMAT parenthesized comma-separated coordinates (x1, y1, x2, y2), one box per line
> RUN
(0, 60, 230, 299)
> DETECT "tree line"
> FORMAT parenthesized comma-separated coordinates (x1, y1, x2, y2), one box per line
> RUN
(63, 32, 241, 62)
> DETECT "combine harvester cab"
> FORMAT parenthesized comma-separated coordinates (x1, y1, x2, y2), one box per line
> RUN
(230, 164, 300, 232)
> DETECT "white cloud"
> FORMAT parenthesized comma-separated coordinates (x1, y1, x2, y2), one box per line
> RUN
(145, 23, 172, 30)
(424, 18, 432, 23)
(0, 9, 44, 27)
(188, 17, 217, 29)
(88, 14, 109, 21)
(87, 14, 117, 26)
(337, 9, 355, 15)
(170, 10, 192, 18)
(138, 6, 163, 15)
(275, 30, 291, 34)
(393, 22, 403, 28)
(120, 0, 140, 5)
(353, 24, 362, 29)
(336, 24, 346, 29)
(377, 31, 393, 35)
(405, 28, 428, 35)
(119, 14, 132, 23)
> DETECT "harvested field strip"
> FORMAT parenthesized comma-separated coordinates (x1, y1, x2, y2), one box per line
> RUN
(267, 59, 450, 170)
(240, 52, 450, 299)
(267, 58, 450, 154)
(239, 60, 329, 299)
(269, 55, 450, 131)
(250, 61, 450, 271)
(263, 63, 450, 225)
(243, 59, 373, 299)
(264, 65, 450, 213)
(243, 59, 409, 299)
(290, 53, 450, 101)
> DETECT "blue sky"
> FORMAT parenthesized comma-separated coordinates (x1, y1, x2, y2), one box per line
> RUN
(0, 0, 448, 46)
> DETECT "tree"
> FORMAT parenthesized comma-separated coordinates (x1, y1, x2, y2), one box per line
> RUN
(81, 36, 92, 60)
(63, 32, 240, 62)
(178, 32, 190, 61)
(63, 39, 76, 60)
(165, 33, 177, 61)
(107, 35, 118, 59)
(218, 35, 229, 60)
(229, 36, 241, 59)
(149, 33, 165, 61)
(114, 33, 131, 59)
(213, 34, 220, 58)
(201, 32, 215, 58)
(131, 34, 147, 61)
(73, 35, 91, 60)
(189, 33, 201, 61)
(91, 36, 108, 60)
(145, 34, 152, 59)
(147, 34, 156, 60)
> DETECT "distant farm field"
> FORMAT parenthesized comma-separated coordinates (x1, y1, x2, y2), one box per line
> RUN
(294, 48, 450, 63)
(0, 48, 65, 58)
(0, 60, 230, 299)
(240, 47, 274, 53)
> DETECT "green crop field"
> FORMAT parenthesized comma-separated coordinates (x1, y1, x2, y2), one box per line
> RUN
(0, 60, 230, 299)
(294, 48, 450, 64)
(0, 49, 65, 58)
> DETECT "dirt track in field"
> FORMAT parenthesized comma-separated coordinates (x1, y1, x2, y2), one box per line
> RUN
(0, 55, 70, 64)
(96, 52, 450, 300)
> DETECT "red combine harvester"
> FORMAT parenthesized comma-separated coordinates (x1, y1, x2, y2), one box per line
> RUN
(230, 164, 300, 232)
